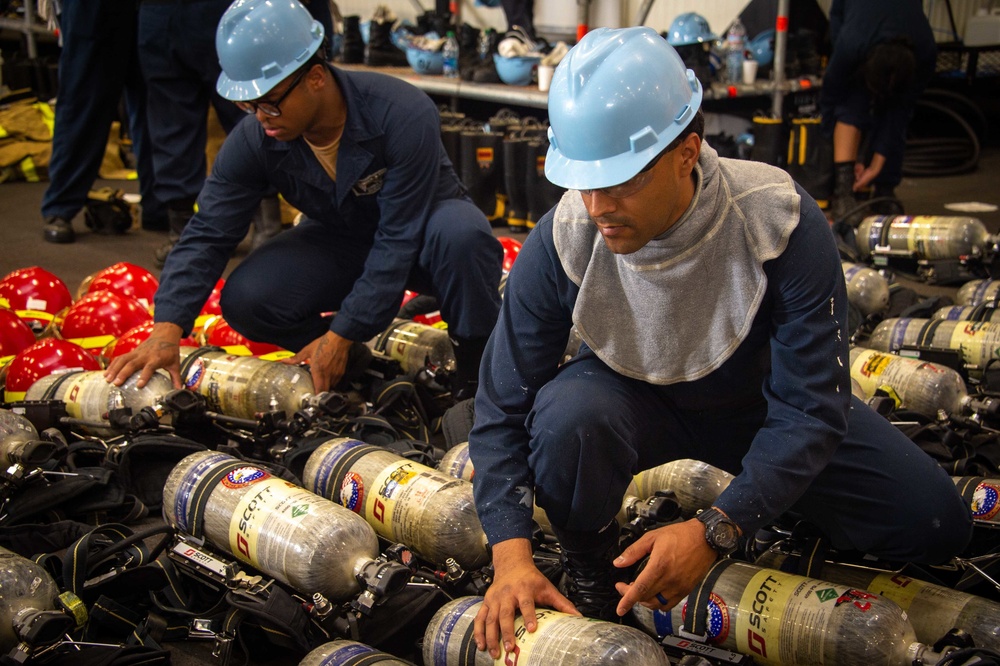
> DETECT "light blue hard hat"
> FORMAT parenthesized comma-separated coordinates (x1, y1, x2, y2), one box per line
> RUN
(216, 0, 325, 101)
(666, 12, 717, 47)
(749, 29, 775, 67)
(545, 27, 703, 190)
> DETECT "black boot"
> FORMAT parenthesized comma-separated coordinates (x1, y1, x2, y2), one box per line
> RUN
(525, 138, 565, 227)
(365, 18, 407, 67)
(43, 216, 75, 244)
(552, 522, 625, 622)
(449, 335, 489, 402)
(503, 136, 530, 233)
(155, 206, 193, 268)
(830, 161, 859, 226)
(341, 16, 364, 64)
(459, 129, 504, 220)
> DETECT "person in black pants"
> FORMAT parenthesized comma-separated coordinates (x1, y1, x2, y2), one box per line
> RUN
(41, 0, 164, 244)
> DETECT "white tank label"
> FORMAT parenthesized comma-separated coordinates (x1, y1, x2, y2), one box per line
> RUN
(228, 477, 316, 568)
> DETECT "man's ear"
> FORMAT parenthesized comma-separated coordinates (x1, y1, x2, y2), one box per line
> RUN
(679, 134, 702, 174)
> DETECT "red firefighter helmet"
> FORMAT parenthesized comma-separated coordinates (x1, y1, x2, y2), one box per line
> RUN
(83, 262, 159, 312)
(3, 338, 100, 402)
(58, 290, 152, 354)
(101, 320, 198, 360)
(0, 307, 36, 360)
(203, 315, 284, 356)
(497, 236, 523, 274)
(0, 267, 73, 333)
(199, 278, 226, 317)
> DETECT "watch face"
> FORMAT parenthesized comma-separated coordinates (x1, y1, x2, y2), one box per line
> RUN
(712, 522, 740, 550)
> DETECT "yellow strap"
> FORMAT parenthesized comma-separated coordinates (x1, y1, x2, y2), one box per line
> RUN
(753, 116, 783, 124)
(787, 131, 795, 166)
(65, 334, 117, 350)
(799, 125, 808, 165)
(34, 101, 55, 135)
(220, 345, 253, 356)
(257, 350, 295, 361)
(20, 156, 39, 182)
(0, 124, 7, 138)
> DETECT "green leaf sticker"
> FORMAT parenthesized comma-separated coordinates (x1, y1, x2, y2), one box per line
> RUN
(816, 588, 838, 603)
(292, 504, 310, 518)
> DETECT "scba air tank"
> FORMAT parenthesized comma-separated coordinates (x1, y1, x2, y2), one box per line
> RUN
(855, 215, 990, 261)
(423, 596, 670, 666)
(933, 304, 1000, 323)
(849, 347, 968, 417)
(369, 319, 456, 375)
(24, 370, 173, 435)
(299, 640, 415, 665)
(0, 546, 60, 652)
(956, 278, 1000, 306)
(866, 317, 1000, 377)
(633, 459, 734, 517)
(954, 476, 1000, 526)
(179, 347, 315, 419)
(162, 450, 378, 600)
(302, 438, 489, 569)
(0, 408, 38, 464)
(756, 549, 1000, 652)
(631, 560, 922, 666)
(842, 262, 890, 316)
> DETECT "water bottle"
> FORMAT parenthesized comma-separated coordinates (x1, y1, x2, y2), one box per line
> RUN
(443, 31, 459, 78)
(725, 18, 746, 84)
(477, 28, 493, 62)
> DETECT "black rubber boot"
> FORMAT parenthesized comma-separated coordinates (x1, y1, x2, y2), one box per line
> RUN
(503, 137, 530, 233)
(155, 207, 193, 268)
(449, 335, 489, 402)
(830, 161, 858, 226)
(459, 129, 503, 220)
(365, 19, 407, 67)
(525, 138, 565, 226)
(43, 216, 75, 244)
(552, 522, 625, 622)
(341, 16, 364, 64)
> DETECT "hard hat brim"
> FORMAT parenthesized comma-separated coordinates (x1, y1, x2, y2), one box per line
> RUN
(216, 29, 325, 102)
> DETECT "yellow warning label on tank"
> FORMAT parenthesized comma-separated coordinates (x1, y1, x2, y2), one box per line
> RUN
(367, 460, 456, 544)
(868, 573, 922, 610)
(228, 477, 313, 568)
(850, 349, 889, 396)
(950, 321, 999, 369)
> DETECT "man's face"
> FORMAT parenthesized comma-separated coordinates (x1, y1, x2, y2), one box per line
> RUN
(236, 65, 320, 141)
(580, 134, 701, 255)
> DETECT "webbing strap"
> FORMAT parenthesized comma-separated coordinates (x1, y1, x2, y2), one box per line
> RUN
(681, 558, 735, 638)
(916, 318, 945, 347)
(185, 461, 247, 540)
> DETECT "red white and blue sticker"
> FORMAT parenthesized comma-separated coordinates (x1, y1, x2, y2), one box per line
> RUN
(221, 467, 269, 489)
(185, 358, 206, 391)
(340, 472, 364, 513)
(682, 593, 730, 644)
(972, 482, 1000, 521)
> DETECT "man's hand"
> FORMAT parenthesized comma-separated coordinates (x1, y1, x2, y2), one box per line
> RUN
(283, 330, 353, 392)
(104, 322, 185, 389)
(613, 518, 718, 616)
(853, 153, 886, 192)
(474, 538, 579, 659)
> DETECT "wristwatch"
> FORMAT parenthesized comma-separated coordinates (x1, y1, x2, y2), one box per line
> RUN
(696, 508, 740, 556)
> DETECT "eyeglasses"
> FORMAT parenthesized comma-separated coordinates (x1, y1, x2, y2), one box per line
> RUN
(235, 68, 308, 118)
(579, 149, 666, 199)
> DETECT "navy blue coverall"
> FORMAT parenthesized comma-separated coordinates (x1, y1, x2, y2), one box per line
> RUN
(820, 0, 937, 188)
(41, 0, 163, 227)
(155, 66, 502, 350)
(469, 181, 971, 565)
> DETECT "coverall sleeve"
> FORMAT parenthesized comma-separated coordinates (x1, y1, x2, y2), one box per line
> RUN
(712, 189, 852, 536)
(153, 121, 269, 334)
(329, 103, 446, 343)
(469, 216, 579, 545)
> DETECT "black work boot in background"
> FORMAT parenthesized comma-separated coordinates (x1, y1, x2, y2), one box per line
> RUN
(552, 521, 625, 623)
(829, 161, 859, 226)
(365, 18, 407, 67)
(43, 216, 75, 243)
(341, 16, 364, 64)
(449, 335, 489, 402)
(155, 206, 193, 268)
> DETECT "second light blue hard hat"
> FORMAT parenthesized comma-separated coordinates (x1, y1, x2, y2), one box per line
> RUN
(665, 12, 717, 47)
(216, 0, 325, 101)
(545, 27, 703, 190)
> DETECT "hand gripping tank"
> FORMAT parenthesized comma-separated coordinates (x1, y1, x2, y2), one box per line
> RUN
(0, 408, 39, 465)
(855, 215, 990, 261)
(423, 596, 670, 666)
(302, 438, 489, 569)
(179, 347, 315, 419)
(954, 476, 1000, 526)
(849, 347, 968, 417)
(756, 549, 1000, 652)
(162, 450, 379, 600)
(0, 545, 60, 652)
(866, 317, 1000, 378)
(842, 262, 890, 316)
(631, 560, 922, 666)
(24, 369, 174, 436)
(299, 640, 416, 665)
(633, 459, 734, 516)
(369, 319, 457, 374)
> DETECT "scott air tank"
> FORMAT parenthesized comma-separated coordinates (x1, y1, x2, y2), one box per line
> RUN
(841, 262, 890, 316)
(631, 560, 922, 666)
(851, 377, 867, 400)
(956, 278, 1000, 306)
(423, 596, 670, 666)
(756, 549, 1000, 652)
(633, 459, 734, 517)
(0, 545, 60, 652)
(866, 317, 1000, 377)
(299, 640, 416, 665)
(849, 347, 968, 417)
(0, 408, 39, 464)
(302, 438, 489, 569)
(934, 304, 1000, 323)
(179, 347, 315, 419)
(24, 369, 173, 436)
(369, 319, 456, 375)
(162, 450, 378, 600)
(953, 476, 1000, 526)
(855, 215, 990, 261)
